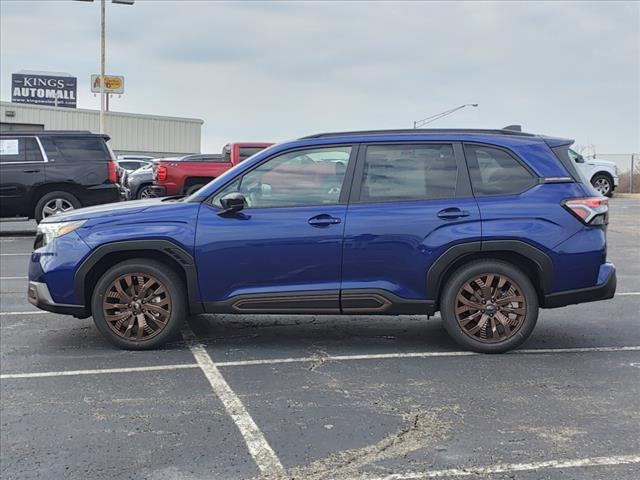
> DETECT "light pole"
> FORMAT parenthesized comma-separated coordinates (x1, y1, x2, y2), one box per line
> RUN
(75, 0, 134, 134)
(413, 104, 478, 129)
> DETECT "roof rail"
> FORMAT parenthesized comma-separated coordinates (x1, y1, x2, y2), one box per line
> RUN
(1, 130, 96, 135)
(300, 128, 535, 139)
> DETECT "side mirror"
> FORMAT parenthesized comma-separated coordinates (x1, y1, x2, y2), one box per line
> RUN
(218, 192, 246, 215)
(575, 154, 585, 164)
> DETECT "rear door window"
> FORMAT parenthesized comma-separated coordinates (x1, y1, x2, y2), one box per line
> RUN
(358, 144, 458, 202)
(464, 144, 536, 196)
(0, 137, 43, 163)
(53, 136, 109, 162)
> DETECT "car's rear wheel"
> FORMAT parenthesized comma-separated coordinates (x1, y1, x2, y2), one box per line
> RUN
(440, 260, 538, 353)
(91, 259, 186, 349)
(35, 191, 80, 223)
(137, 185, 155, 199)
(591, 173, 613, 197)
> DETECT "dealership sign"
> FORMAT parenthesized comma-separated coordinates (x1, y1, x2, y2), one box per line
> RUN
(91, 75, 125, 94)
(11, 72, 77, 108)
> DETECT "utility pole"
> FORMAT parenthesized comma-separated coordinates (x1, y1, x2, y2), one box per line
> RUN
(100, 0, 106, 133)
(74, 0, 134, 133)
(413, 104, 479, 128)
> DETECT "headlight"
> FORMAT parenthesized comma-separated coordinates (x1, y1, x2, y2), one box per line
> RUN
(36, 220, 86, 247)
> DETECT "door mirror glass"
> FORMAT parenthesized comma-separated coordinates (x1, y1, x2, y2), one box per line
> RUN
(219, 192, 246, 214)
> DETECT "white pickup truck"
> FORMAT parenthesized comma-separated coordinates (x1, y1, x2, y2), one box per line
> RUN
(569, 149, 619, 197)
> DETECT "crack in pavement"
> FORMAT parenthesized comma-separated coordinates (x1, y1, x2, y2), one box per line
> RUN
(276, 410, 452, 480)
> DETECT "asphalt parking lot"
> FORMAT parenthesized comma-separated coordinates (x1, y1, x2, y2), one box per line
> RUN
(1, 198, 639, 480)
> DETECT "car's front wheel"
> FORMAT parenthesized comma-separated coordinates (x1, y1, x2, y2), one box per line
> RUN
(91, 259, 186, 349)
(440, 260, 539, 353)
(591, 173, 613, 197)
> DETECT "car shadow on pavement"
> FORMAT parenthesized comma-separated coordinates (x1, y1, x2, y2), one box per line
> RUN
(184, 313, 463, 353)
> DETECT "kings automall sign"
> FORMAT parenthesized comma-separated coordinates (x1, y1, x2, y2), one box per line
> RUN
(11, 73, 77, 108)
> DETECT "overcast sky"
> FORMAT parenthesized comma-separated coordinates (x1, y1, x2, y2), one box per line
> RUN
(1, 0, 638, 154)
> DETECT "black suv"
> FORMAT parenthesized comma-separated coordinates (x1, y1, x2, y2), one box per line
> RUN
(0, 131, 121, 222)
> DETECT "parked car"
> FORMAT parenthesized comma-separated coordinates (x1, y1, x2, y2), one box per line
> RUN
(568, 148, 619, 197)
(151, 142, 273, 197)
(0, 131, 120, 222)
(116, 156, 153, 173)
(122, 162, 157, 200)
(28, 128, 616, 352)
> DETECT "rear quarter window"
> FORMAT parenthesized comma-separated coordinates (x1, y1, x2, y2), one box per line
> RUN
(53, 136, 109, 162)
(464, 144, 536, 196)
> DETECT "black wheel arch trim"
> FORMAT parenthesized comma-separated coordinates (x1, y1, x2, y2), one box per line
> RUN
(426, 240, 553, 302)
(74, 239, 203, 315)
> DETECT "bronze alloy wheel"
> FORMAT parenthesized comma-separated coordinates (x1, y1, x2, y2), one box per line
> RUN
(102, 273, 172, 341)
(455, 273, 527, 343)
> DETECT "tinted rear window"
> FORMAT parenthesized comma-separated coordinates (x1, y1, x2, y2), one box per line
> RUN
(53, 136, 109, 162)
(239, 147, 265, 161)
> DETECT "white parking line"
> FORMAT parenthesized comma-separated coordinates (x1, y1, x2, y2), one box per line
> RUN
(3, 346, 637, 380)
(0, 253, 30, 256)
(363, 454, 640, 479)
(618, 292, 640, 296)
(181, 327, 285, 478)
(0, 364, 198, 379)
(215, 345, 640, 367)
(0, 276, 27, 280)
(0, 311, 48, 316)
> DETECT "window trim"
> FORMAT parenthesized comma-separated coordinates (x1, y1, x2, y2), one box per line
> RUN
(462, 141, 539, 197)
(348, 141, 472, 204)
(205, 143, 360, 210)
(0, 135, 48, 164)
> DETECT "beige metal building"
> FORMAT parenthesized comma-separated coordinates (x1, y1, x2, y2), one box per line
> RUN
(0, 101, 203, 157)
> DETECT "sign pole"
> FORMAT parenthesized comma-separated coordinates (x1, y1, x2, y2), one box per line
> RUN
(100, 0, 106, 134)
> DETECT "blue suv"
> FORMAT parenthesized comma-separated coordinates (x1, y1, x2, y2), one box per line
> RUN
(28, 128, 616, 353)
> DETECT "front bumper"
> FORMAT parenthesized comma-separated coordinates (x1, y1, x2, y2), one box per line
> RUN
(543, 262, 616, 308)
(28, 281, 88, 317)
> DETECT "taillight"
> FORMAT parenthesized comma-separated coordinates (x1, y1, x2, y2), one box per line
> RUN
(563, 197, 609, 225)
(107, 160, 118, 183)
(157, 165, 167, 182)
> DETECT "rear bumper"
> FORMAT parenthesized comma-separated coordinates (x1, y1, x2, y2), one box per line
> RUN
(543, 262, 616, 308)
(28, 281, 88, 318)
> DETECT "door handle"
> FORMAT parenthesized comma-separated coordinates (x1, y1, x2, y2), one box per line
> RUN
(437, 207, 470, 220)
(308, 214, 342, 227)
(23, 169, 41, 173)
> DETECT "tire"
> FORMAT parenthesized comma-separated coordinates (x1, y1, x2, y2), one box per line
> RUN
(440, 259, 539, 353)
(591, 173, 613, 197)
(185, 184, 205, 196)
(34, 191, 81, 223)
(137, 185, 155, 199)
(91, 259, 187, 350)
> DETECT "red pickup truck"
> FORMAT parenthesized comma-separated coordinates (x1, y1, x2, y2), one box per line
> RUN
(152, 142, 273, 196)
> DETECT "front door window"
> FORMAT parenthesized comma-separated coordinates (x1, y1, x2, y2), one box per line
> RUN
(213, 146, 352, 208)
